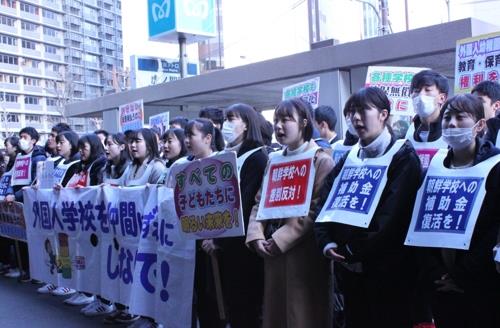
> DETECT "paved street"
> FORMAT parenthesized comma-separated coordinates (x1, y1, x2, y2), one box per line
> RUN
(0, 276, 111, 327)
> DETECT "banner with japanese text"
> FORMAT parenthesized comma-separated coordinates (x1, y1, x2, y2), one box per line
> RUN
(282, 77, 320, 109)
(365, 66, 427, 117)
(0, 201, 26, 242)
(454, 31, 500, 94)
(256, 147, 317, 220)
(24, 186, 195, 328)
(168, 152, 245, 239)
(317, 140, 405, 228)
(119, 99, 144, 132)
(405, 150, 500, 250)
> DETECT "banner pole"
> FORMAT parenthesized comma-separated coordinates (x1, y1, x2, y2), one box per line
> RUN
(210, 253, 226, 320)
(14, 240, 23, 276)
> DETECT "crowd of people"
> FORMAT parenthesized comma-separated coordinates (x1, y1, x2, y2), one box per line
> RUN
(0, 69, 499, 328)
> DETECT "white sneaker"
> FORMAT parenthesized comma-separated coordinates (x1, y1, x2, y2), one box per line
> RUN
(51, 286, 76, 296)
(82, 300, 115, 317)
(80, 298, 98, 313)
(4, 268, 20, 278)
(66, 293, 95, 306)
(37, 283, 57, 294)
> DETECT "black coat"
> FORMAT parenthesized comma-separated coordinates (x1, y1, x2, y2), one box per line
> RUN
(420, 138, 500, 291)
(313, 138, 422, 266)
(483, 113, 500, 146)
(412, 114, 442, 142)
(76, 155, 106, 186)
(59, 153, 81, 187)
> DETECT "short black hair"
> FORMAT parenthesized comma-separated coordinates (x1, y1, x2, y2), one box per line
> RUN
(51, 122, 71, 134)
(199, 107, 224, 126)
(56, 130, 80, 157)
(442, 94, 485, 122)
(94, 129, 109, 139)
(471, 80, 500, 103)
(19, 127, 39, 142)
(344, 87, 392, 129)
(131, 128, 160, 162)
(314, 105, 338, 130)
(161, 128, 188, 162)
(410, 70, 449, 95)
(169, 116, 189, 129)
(274, 98, 314, 142)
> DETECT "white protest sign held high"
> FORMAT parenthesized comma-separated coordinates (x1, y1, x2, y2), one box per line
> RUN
(24, 186, 195, 328)
(168, 152, 245, 239)
(316, 139, 405, 228)
(282, 77, 320, 109)
(256, 146, 318, 221)
(119, 99, 144, 132)
(405, 150, 500, 250)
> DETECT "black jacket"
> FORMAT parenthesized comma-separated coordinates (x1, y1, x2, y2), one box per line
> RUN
(59, 153, 81, 187)
(412, 114, 442, 142)
(313, 138, 422, 266)
(76, 155, 106, 186)
(483, 113, 500, 146)
(420, 138, 500, 290)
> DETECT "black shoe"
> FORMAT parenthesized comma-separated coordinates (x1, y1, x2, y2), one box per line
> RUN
(114, 312, 140, 324)
(31, 279, 43, 284)
(103, 311, 121, 325)
(18, 273, 31, 283)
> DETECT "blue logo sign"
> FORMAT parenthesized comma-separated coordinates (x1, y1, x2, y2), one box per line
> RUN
(148, 0, 176, 38)
(326, 165, 386, 214)
(414, 176, 483, 234)
(177, 0, 216, 35)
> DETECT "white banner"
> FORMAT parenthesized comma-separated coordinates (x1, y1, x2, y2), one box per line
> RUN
(24, 186, 195, 328)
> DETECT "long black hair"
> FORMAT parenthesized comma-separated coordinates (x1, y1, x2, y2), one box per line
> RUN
(105, 133, 131, 178)
(162, 128, 187, 167)
(78, 133, 105, 165)
(56, 130, 80, 159)
(225, 103, 264, 153)
(185, 118, 224, 151)
(131, 128, 160, 165)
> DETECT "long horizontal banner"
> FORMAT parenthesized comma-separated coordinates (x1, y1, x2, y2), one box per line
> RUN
(24, 186, 195, 328)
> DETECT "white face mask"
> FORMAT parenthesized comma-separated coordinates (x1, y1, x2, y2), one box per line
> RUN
(346, 118, 358, 136)
(442, 127, 475, 150)
(19, 138, 31, 152)
(222, 121, 238, 144)
(413, 95, 436, 118)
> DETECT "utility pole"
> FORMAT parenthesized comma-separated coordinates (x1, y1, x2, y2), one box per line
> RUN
(379, 0, 390, 35)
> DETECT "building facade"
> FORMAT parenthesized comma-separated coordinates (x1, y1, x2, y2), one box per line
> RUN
(0, 0, 123, 142)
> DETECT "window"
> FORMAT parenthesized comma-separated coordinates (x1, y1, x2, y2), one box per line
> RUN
(0, 34, 17, 46)
(24, 59, 40, 68)
(0, 15, 15, 26)
(43, 27, 57, 37)
(3, 93, 18, 102)
(2, 0, 16, 9)
(21, 39, 36, 50)
(45, 45, 57, 54)
(21, 21, 37, 31)
(0, 73, 17, 83)
(6, 113, 19, 122)
(45, 62, 60, 73)
(0, 54, 18, 65)
(20, 2, 37, 15)
(25, 114, 41, 122)
(42, 9, 57, 20)
(24, 96, 39, 105)
(46, 98, 57, 106)
(23, 77, 41, 86)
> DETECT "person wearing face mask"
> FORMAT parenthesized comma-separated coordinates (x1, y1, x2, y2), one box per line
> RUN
(413, 94, 500, 328)
(313, 87, 422, 328)
(216, 103, 268, 328)
(471, 80, 500, 146)
(406, 70, 450, 171)
(4, 127, 47, 282)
